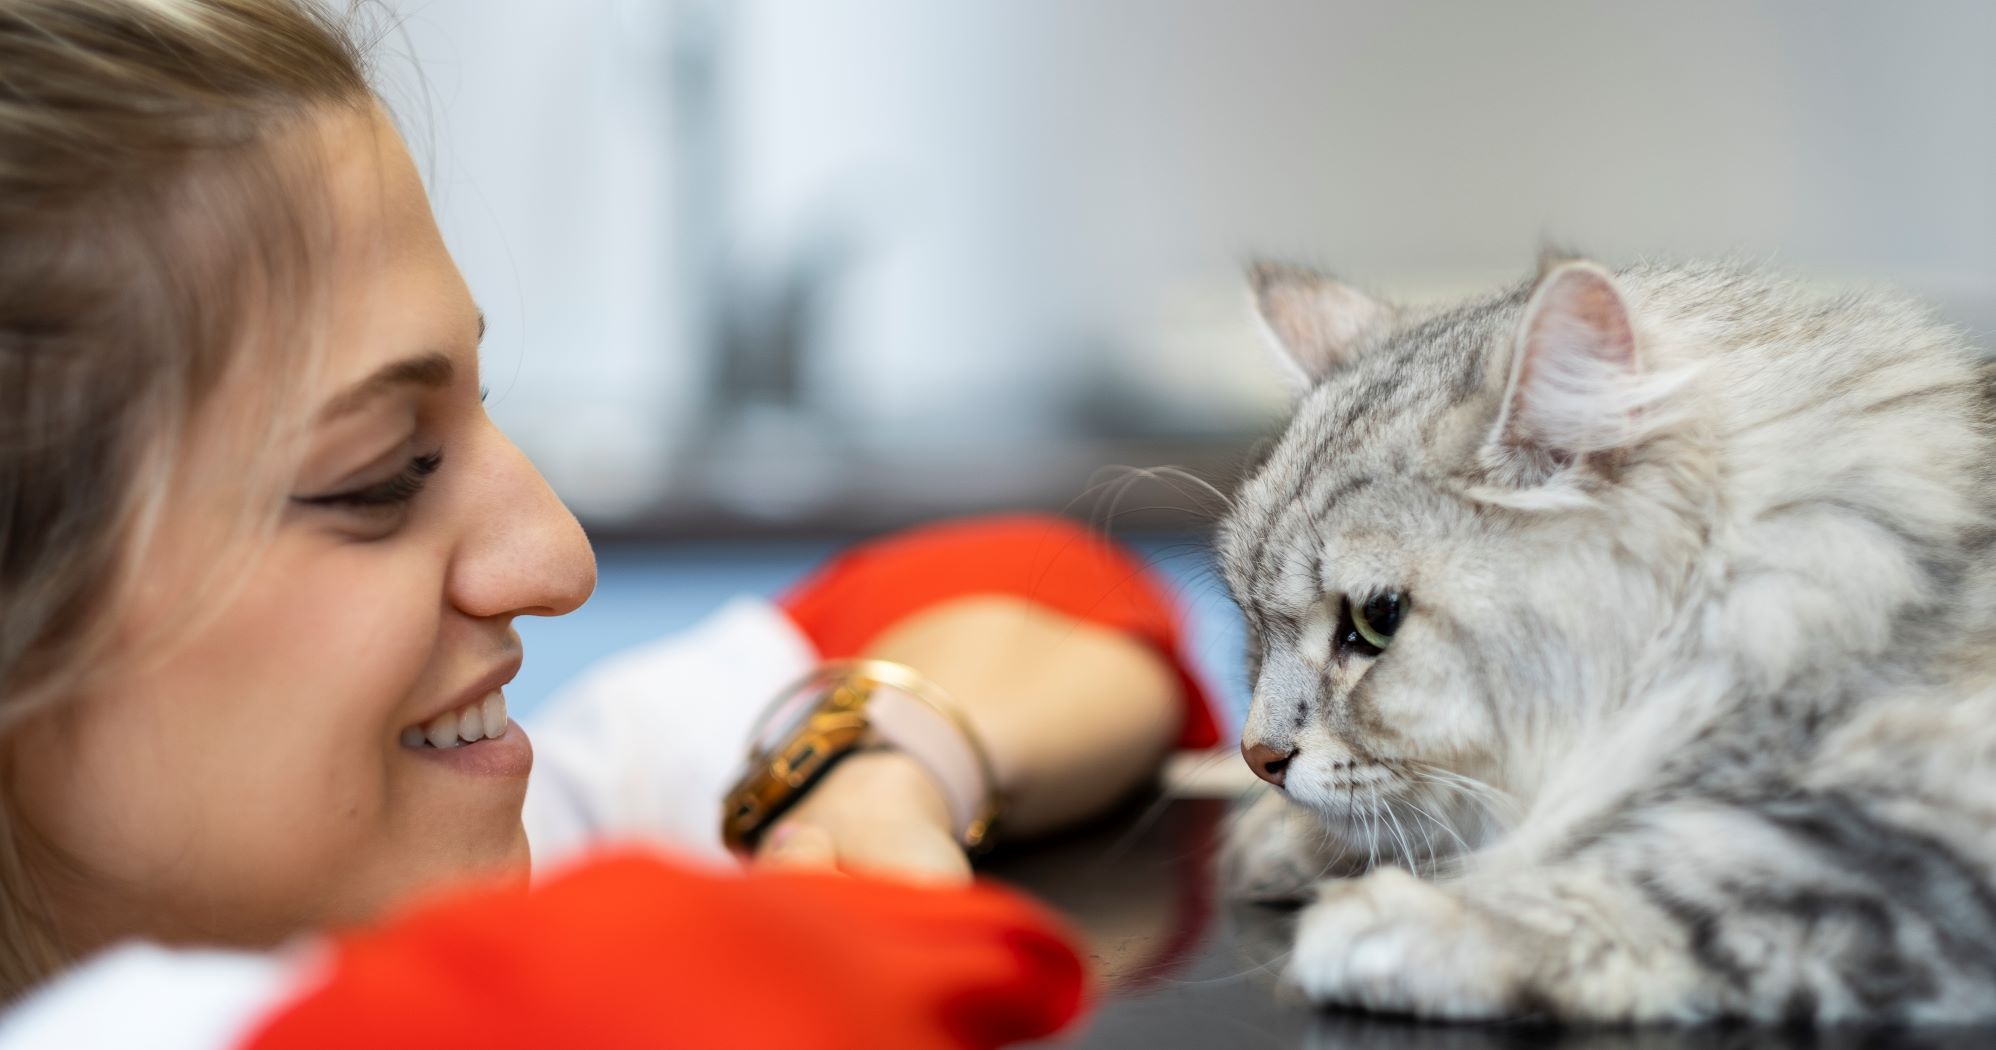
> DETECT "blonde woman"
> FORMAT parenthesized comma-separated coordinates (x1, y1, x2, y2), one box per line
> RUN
(0, 2, 1217, 1046)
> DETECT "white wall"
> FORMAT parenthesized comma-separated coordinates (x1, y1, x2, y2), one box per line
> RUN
(382, 0, 1996, 523)
(375, 0, 696, 520)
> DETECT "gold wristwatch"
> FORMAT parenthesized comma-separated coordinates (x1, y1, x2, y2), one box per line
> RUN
(721, 660, 1001, 855)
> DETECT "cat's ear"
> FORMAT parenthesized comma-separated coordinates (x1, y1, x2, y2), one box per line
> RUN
(1249, 261, 1392, 391)
(1488, 259, 1642, 478)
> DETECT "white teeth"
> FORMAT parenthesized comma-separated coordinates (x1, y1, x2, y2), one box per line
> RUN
(403, 689, 509, 749)
(424, 710, 460, 749)
(457, 703, 485, 743)
(479, 691, 507, 739)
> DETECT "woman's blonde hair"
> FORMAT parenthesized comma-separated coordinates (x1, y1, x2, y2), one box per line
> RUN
(0, 0, 374, 998)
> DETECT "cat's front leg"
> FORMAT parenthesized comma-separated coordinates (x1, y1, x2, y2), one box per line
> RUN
(1290, 785, 1996, 1024)
(1290, 867, 1547, 1020)
(1221, 788, 1367, 903)
(1288, 863, 1711, 1022)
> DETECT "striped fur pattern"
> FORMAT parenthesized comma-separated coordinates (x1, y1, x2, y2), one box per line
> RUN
(1217, 256, 1996, 1023)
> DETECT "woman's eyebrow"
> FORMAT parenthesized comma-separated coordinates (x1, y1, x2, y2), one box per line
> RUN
(319, 352, 456, 421)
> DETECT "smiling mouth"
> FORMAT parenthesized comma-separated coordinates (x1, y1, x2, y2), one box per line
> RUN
(399, 690, 509, 750)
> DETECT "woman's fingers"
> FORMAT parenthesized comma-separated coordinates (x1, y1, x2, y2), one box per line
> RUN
(754, 822, 840, 873)
(754, 817, 972, 885)
(750, 750, 972, 884)
(842, 822, 972, 885)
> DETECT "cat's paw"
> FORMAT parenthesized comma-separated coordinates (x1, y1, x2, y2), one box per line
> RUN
(1288, 867, 1532, 1020)
(1221, 789, 1350, 903)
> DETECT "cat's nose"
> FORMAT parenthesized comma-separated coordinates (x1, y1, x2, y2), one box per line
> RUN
(1242, 740, 1294, 788)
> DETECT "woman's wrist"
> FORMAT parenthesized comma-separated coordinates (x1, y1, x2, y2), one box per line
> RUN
(815, 748, 956, 837)
(857, 596, 1181, 838)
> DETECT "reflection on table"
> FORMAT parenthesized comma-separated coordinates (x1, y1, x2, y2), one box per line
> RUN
(993, 782, 1996, 1050)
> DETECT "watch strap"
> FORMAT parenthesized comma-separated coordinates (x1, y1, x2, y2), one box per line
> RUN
(865, 681, 996, 849)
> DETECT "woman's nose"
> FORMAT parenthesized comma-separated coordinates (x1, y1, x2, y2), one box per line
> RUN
(1241, 740, 1294, 789)
(447, 427, 597, 621)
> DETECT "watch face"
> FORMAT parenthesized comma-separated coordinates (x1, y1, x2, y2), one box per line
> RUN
(724, 668, 873, 853)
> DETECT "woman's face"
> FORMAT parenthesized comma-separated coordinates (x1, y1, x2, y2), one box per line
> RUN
(10, 108, 596, 951)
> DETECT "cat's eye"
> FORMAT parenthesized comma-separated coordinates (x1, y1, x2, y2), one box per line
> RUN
(1345, 590, 1407, 656)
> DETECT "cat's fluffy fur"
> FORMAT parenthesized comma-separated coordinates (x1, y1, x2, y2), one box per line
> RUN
(1218, 256, 1996, 1024)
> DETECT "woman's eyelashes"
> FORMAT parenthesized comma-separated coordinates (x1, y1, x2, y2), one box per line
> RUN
(296, 450, 444, 513)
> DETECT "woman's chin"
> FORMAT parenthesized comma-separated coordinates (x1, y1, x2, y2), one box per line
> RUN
(383, 747, 536, 891)
(486, 824, 534, 888)
(368, 820, 532, 922)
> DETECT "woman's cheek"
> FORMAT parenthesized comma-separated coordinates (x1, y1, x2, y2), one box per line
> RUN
(122, 533, 447, 930)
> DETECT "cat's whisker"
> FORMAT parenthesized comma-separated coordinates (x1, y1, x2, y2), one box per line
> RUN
(1397, 794, 1436, 877)
(1102, 463, 1236, 516)
(1130, 751, 1270, 869)
(1407, 811, 1430, 877)
(1416, 809, 1454, 879)
(1401, 793, 1474, 865)
(1413, 772, 1502, 815)
(1066, 466, 1166, 540)
(1078, 464, 1234, 540)
(1370, 787, 1398, 866)
(1407, 764, 1520, 827)
(1407, 780, 1509, 852)
(1157, 943, 1295, 988)
(1375, 787, 1419, 876)
(1358, 783, 1380, 873)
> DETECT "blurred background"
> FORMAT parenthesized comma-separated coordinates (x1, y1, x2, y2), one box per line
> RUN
(374, 0, 1996, 717)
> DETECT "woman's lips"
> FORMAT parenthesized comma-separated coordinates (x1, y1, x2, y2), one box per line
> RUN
(400, 686, 530, 777)
(403, 688, 510, 749)
(405, 718, 533, 778)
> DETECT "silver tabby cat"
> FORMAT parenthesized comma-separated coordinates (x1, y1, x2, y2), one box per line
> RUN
(1218, 254, 1996, 1024)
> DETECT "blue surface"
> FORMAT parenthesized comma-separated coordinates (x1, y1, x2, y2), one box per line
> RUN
(510, 534, 1249, 731)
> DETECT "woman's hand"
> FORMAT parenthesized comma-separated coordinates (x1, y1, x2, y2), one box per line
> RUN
(753, 749, 972, 884)
(752, 593, 1182, 882)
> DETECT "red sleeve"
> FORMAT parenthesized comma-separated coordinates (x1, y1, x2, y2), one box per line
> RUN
(244, 852, 1085, 1050)
(779, 514, 1220, 749)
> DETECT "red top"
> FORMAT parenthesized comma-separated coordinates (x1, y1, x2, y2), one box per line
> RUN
(247, 853, 1084, 1050)
(780, 514, 1221, 748)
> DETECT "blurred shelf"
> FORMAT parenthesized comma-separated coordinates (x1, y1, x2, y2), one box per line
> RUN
(576, 432, 1272, 542)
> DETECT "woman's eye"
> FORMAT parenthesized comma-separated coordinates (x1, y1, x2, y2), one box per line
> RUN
(1345, 589, 1407, 655)
(295, 451, 444, 513)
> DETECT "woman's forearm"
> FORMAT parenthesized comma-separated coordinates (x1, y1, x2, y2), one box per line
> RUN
(759, 515, 1203, 879)
(858, 594, 1183, 838)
